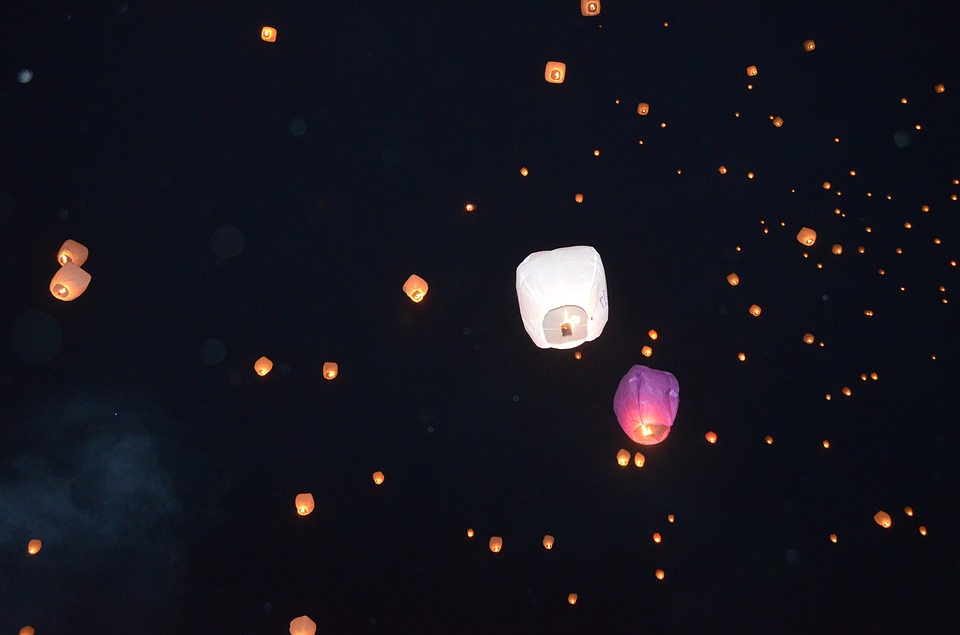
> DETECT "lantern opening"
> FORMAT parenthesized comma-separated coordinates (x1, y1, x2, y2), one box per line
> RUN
(543, 305, 587, 344)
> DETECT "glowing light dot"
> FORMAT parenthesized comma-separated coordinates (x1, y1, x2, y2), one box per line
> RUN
(705, 431, 718, 444)
(904, 506, 914, 517)
(465, 203, 475, 212)
(919, 526, 928, 536)
(719, 165, 728, 174)
(641, 345, 653, 357)
(829, 533, 838, 543)
(772, 116, 783, 127)
(747, 172, 755, 179)
(467, 528, 474, 538)
(803, 333, 815, 344)
(655, 569, 665, 580)
(520, 167, 529, 176)
(575, 193, 584, 203)
(667, 514, 675, 523)
(737, 352, 746, 362)
(749, 304, 762, 316)
(823, 440, 830, 448)
(764, 435, 773, 445)
(825, 394, 832, 401)
(574, 351, 582, 360)
(593, 149, 600, 156)
(653, 532, 662, 543)
(568, 593, 578, 605)
(921, 205, 930, 212)
(648, 329, 658, 340)
(842, 387, 852, 397)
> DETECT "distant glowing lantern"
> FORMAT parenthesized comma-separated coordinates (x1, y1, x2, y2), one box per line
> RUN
(705, 431, 718, 444)
(613, 365, 679, 445)
(772, 116, 783, 127)
(746, 65, 758, 76)
(832, 244, 842, 255)
(403, 274, 428, 302)
(718, 165, 728, 174)
(295, 493, 315, 516)
(27, 539, 42, 555)
(57, 239, 88, 266)
(764, 435, 773, 445)
(568, 593, 578, 605)
(637, 102, 650, 116)
(935, 83, 945, 93)
(737, 352, 746, 361)
(616, 448, 630, 466)
(372, 471, 385, 485)
(874, 511, 892, 528)
(545, 61, 566, 84)
(648, 329, 658, 340)
(580, 0, 600, 16)
(574, 351, 582, 359)
(842, 387, 852, 396)
(804, 39, 816, 51)
(465, 203, 476, 212)
(520, 167, 529, 176)
(542, 534, 555, 550)
(829, 533, 838, 543)
(667, 514, 675, 523)
(904, 506, 913, 516)
(289, 615, 316, 635)
(634, 452, 645, 467)
(261, 27, 277, 42)
(727, 273, 740, 286)
(641, 345, 653, 357)
(796, 227, 817, 245)
(919, 526, 927, 535)
(49, 262, 91, 301)
(489, 536, 503, 552)
(20, 628, 35, 635)
(322, 362, 338, 380)
(823, 440, 830, 448)
(254, 356, 273, 376)
(749, 304, 762, 317)
(466, 528, 474, 538)
(803, 333, 815, 344)
(655, 569, 665, 580)
(653, 532, 661, 543)
(575, 193, 584, 203)
(516, 246, 608, 349)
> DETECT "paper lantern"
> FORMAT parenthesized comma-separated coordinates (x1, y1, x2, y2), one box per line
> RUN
(934, 83, 945, 93)
(49, 262, 91, 301)
(772, 116, 784, 127)
(705, 431, 718, 444)
(667, 514, 675, 523)
(634, 452, 645, 467)
(542, 534, 555, 550)
(796, 227, 817, 246)
(516, 246, 608, 349)
(261, 27, 277, 42)
(372, 471, 385, 485)
(544, 61, 566, 84)
(804, 39, 816, 51)
(641, 345, 653, 357)
(567, 593, 578, 605)
(613, 365, 680, 445)
(832, 244, 843, 255)
(746, 65, 758, 76)
(289, 616, 316, 635)
(616, 448, 630, 466)
(403, 274, 428, 302)
(726, 273, 740, 286)
(874, 511, 892, 528)
(737, 352, 746, 361)
(489, 536, 503, 552)
(466, 528, 474, 538)
(575, 193, 584, 203)
(295, 493, 315, 516)
(254, 356, 273, 376)
(637, 102, 650, 116)
(919, 526, 927, 536)
(520, 167, 529, 176)
(749, 304, 762, 316)
(465, 203, 476, 212)
(580, 0, 600, 16)
(322, 362, 338, 380)
(20, 628, 35, 635)
(57, 239, 88, 266)
(829, 533, 838, 543)
(27, 539, 42, 555)
(655, 569, 665, 580)
(803, 333, 815, 344)
(764, 435, 773, 445)
(652, 532, 661, 543)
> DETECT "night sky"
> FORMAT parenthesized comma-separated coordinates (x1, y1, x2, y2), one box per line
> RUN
(2, 2, 959, 633)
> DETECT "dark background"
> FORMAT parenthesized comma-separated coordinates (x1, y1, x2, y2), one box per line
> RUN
(2, 2, 958, 633)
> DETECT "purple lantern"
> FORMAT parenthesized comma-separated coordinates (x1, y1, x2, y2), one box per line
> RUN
(613, 365, 680, 445)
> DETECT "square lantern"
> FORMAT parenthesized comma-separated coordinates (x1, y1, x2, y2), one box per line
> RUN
(57, 239, 88, 266)
(516, 245, 608, 349)
(637, 102, 650, 116)
(746, 65, 758, 76)
(403, 274, 428, 302)
(49, 262, 91, 301)
(613, 365, 680, 445)
(322, 361, 338, 380)
(261, 26, 277, 42)
(545, 61, 566, 84)
(581, 1, 601, 16)
(796, 227, 817, 246)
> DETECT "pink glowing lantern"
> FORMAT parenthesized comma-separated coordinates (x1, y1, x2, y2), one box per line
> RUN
(613, 365, 680, 445)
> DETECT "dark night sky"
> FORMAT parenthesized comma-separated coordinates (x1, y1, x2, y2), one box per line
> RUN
(2, 2, 959, 633)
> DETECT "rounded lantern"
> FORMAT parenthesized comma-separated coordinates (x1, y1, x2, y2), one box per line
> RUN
(295, 493, 315, 516)
(613, 365, 679, 445)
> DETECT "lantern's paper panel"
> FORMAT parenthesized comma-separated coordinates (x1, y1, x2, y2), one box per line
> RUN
(516, 245, 608, 349)
(49, 262, 91, 301)
(613, 365, 679, 445)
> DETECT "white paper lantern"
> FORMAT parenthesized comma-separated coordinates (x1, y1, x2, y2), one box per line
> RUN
(515, 246, 608, 349)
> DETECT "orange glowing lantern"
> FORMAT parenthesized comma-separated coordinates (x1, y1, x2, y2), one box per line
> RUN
(545, 61, 566, 84)
(746, 65, 758, 76)
(465, 203, 476, 212)
(727, 273, 740, 286)
(27, 539, 42, 555)
(764, 435, 773, 445)
(580, 0, 601, 16)
(322, 362, 338, 380)
(520, 167, 529, 176)
(57, 239, 88, 266)
(705, 431, 718, 444)
(289, 615, 316, 635)
(667, 514, 675, 523)
(749, 304, 762, 317)
(832, 244, 842, 255)
(804, 39, 816, 51)
(796, 227, 817, 245)
(904, 506, 913, 516)
(261, 27, 277, 42)
(874, 511, 892, 528)
(634, 452, 645, 467)
(49, 262, 92, 301)
(575, 193, 584, 203)
(641, 345, 653, 357)
(803, 333, 815, 344)
(295, 493, 315, 516)
(772, 116, 784, 127)
(372, 471, 385, 485)
(616, 448, 630, 466)
(655, 569, 665, 580)
(842, 387, 852, 396)
(829, 533, 838, 543)
(737, 352, 746, 362)
(489, 536, 503, 552)
(20, 628, 35, 635)
(823, 440, 830, 448)
(403, 274, 428, 302)
(637, 102, 650, 116)
(254, 356, 273, 376)
(653, 532, 662, 544)
(466, 528, 475, 538)
(574, 351, 582, 359)
(935, 83, 945, 93)
(542, 534, 555, 550)
(919, 526, 927, 535)
(568, 593, 578, 605)
(648, 329, 658, 340)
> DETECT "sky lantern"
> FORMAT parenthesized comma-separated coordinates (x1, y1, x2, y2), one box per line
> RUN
(289, 615, 316, 635)
(27, 539, 42, 554)
(616, 448, 630, 466)
(667, 514, 675, 523)
(749, 304, 762, 316)
(261, 26, 277, 42)
(641, 345, 653, 357)
(634, 452, 645, 467)
(580, 0, 600, 16)
(542, 534, 555, 550)
(295, 493, 315, 516)
(705, 431, 718, 443)
(804, 39, 816, 51)
(737, 352, 746, 362)
(57, 239, 88, 266)
(466, 528, 474, 538)
(874, 511, 892, 528)
(803, 333, 815, 344)
(372, 471, 385, 485)
(254, 356, 273, 376)
(465, 203, 476, 212)
(574, 193, 584, 203)
(653, 532, 662, 543)
(403, 274, 428, 302)
(772, 116, 783, 127)
(796, 227, 817, 245)
(20, 628, 35, 635)
(746, 65, 758, 76)
(567, 593, 578, 605)
(830, 533, 838, 543)
(545, 61, 566, 84)
(516, 246, 608, 349)
(648, 329, 658, 340)
(49, 262, 91, 301)
(637, 102, 650, 115)
(322, 362, 338, 380)
(489, 536, 503, 552)
(832, 244, 843, 255)
(935, 83, 945, 93)
(613, 365, 680, 445)
(726, 273, 740, 286)
(919, 526, 927, 536)
(520, 166, 529, 176)
(655, 569, 665, 580)
(764, 435, 773, 445)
